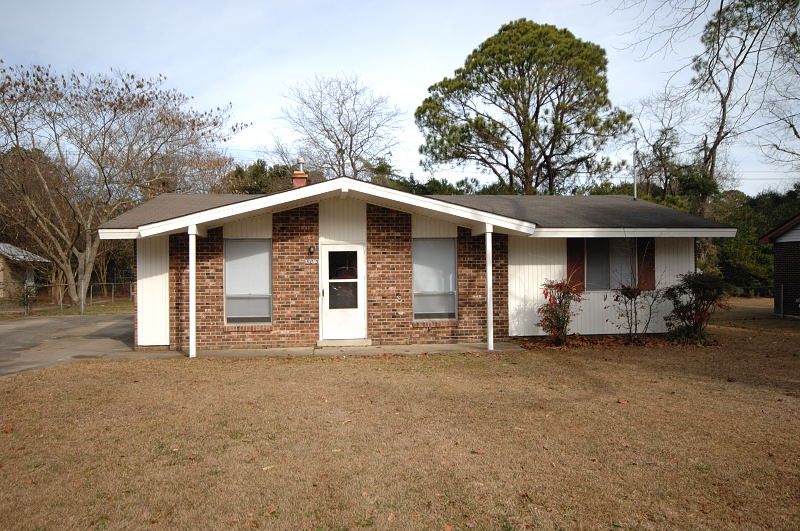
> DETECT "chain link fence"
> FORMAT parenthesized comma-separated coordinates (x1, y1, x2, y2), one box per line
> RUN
(0, 281, 133, 316)
(727, 285, 774, 298)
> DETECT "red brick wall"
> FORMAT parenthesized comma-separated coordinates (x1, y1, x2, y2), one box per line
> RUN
(168, 205, 320, 350)
(158, 202, 508, 351)
(365, 204, 508, 345)
(774, 241, 800, 316)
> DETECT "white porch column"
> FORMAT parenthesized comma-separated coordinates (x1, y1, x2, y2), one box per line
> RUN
(188, 225, 198, 358)
(485, 224, 494, 351)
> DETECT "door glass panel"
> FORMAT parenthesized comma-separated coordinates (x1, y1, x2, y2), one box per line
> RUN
(329, 282, 357, 309)
(329, 251, 357, 279)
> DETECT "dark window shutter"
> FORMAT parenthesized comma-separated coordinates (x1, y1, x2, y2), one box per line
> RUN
(637, 238, 656, 290)
(566, 238, 585, 292)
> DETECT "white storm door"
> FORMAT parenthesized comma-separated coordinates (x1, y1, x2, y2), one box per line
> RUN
(320, 244, 367, 340)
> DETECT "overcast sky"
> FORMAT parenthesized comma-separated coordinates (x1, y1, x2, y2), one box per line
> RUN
(2, 0, 795, 195)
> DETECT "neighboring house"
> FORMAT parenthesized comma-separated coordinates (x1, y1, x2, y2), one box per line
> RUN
(0, 243, 49, 299)
(99, 169, 736, 356)
(760, 213, 800, 317)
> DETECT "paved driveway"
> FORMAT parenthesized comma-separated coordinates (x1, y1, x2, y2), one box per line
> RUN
(0, 314, 172, 376)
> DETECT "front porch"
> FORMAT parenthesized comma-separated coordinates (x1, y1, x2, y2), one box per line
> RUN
(191, 340, 523, 358)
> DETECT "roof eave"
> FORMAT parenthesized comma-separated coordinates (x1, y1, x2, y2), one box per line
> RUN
(126, 178, 537, 239)
(531, 227, 737, 238)
(98, 228, 141, 240)
(759, 213, 800, 243)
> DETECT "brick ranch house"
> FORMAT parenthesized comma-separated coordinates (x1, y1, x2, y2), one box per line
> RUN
(99, 170, 736, 357)
(760, 213, 800, 317)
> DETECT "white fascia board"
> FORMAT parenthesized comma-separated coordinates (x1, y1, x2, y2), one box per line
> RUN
(137, 177, 537, 238)
(531, 227, 737, 238)
(344, 180, 536, 234)
(98, 228, 140, 240)
(138, 180, 344, 237)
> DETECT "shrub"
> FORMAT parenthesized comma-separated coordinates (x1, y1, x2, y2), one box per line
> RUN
(607, 285, 665, 344)
(663, 272, 730, 343)
(536, 279, 583, 345)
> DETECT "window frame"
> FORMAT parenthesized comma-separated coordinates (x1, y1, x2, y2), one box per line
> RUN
(583, 237, 638, 292)
(223, 238, 273, 325)
(411, 237, 458, 321)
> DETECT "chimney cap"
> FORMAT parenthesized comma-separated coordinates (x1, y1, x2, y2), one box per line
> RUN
(296, 157, 305, 173)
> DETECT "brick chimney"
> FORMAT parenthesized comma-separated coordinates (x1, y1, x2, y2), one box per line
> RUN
(291, 157, 308, 188)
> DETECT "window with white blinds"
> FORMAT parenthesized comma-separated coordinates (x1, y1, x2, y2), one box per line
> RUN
(585, 238, 636, 290)
(412, 238, 457, 319)
(224, 239, 272, 323)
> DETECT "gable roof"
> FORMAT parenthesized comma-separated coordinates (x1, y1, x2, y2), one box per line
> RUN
(100, 178, 538, 239)
(759, 213, 800, 243)
(101, 193, 264, 229)
(0, 243, 49, 263)
(428, 195, 731, 229)
(98, 177, 736, 240)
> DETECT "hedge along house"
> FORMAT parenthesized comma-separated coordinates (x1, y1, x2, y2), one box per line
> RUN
(760, 213, 800, 317)
(99, 168, 736, 357)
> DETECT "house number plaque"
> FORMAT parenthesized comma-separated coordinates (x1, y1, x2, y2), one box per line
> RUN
(304, 258, 319, 265)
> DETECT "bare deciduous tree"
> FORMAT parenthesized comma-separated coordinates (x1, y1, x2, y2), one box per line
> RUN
(281, 75, 402, 180)
(0, 64, 242, 305)
(620, 0, 800, 180)
(758, 28, 800, 170)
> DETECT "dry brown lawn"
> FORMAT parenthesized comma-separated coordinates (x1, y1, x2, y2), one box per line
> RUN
(1, 303, 798, 530)
(0, 299, 133, 321)
(712, 297, 800, 333)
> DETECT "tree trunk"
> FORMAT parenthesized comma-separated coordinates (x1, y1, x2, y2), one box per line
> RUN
(74, 234, 101, 308)
(96, 251, 110, 296)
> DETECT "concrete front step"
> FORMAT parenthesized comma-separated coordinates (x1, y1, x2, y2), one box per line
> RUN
(316, 339, 373, 347)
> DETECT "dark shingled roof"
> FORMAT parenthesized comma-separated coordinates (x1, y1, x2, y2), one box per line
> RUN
(427, 194, 732, 229)
(100, 186, 733, 231)
(100, 193, 264, 229)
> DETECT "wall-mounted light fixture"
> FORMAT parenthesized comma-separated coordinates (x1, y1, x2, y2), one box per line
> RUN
(308, 245, 316, 255)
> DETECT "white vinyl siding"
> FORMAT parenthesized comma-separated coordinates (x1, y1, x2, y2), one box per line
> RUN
(412, 238, 457, 319)
(655, 237, 695, 287)
(508, 236, 694, 336)
(223, 212, 272, 239)
(412, 214, 458, 238)
(136, 236, 169, 345)
(508, 237, 566, 336)
(319, 198, 367, 244)
(225, 239, 272, 323)
(776, 225, 800, 243)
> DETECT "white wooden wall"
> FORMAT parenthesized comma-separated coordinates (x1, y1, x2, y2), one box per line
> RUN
(412, 214, 458, 238)
(508, 238, 566, 336)
(508, 236, 695, 336)
(136, 235, 169, 346)
(223, 212, 272, 239)
(777, 225, 800, 242)
(655, 238, 695, 287)
(319, 198, 367, 243)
